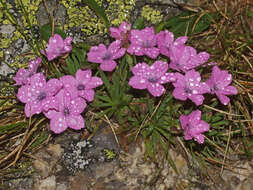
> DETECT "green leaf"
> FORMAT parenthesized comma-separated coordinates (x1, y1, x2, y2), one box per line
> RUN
(164, 11, 211, 37)
(0, 122, 28, 135)
(155, 21, 167, 33)
(132, 17, 145, 29)
(99, 70, 113, 97)
(84, 0, 110, 32)
(212, 120, 229, 126)
(39, 24, 67, 42)
(65, 56, 76, 75)
(72, 47, 86, 63)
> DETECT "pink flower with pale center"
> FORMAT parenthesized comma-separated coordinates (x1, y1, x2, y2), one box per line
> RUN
(110, 21, 131, 47)
(127, 27, 160, 59)
(13, 57, 42, 86)
(169, 36, 209, 72)
(129, 61, 176, 97)
(156, 30, 174, 57)
(60, 69, 103, 102)
(87, 40, 126, 71)
(17, 73, 62, 117)
(172, 70, 210, 106)
(206, 66, 237, 105)
(43, 89, 86, 134)
(180, 109, 210, 144)
(41, 34, 72, 61)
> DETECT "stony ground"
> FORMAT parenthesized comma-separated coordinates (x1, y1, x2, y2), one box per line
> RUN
(1, 0, 253, 190)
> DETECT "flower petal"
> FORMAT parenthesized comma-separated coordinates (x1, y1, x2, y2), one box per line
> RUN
(179, 115, 188, 130)
(100, 60, 117, 71)
(189, 94, 204, 106)
(221, 86, 238, 95)
(147, 83, 165, 97)
(216, 93, 230, 105)
(75, 69, 91, 84)
(131, 62, 150, 76)
(43, 96, 59, 111)
(43, 109, 58, 119)
(13, 68, 29, 86)
(158, 72, 176, 84)
(129, 76, 147, 89)
(66, 115, 85, 130)
(144, 47, 160, 59)
(150, 61, 168, 78)
(69, 97, 87, 115)
(45, 78, 62, 96)
(85, 77, 103, 89)
(50, 112, 68, 134)
(87, 44, 107, 63)
(17, 85, 31, 103)
(30, 73, 46, 89)
(79, 89, 95, 102)
(24, 102, 42, 117)
(173, 87, 187, 101)
(60, 75, 78, 98)
(109, 40, 126, 59)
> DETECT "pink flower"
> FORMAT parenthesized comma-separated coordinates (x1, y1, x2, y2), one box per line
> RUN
(129, 61, 176, 97)
(127, 27, 159, 59)
(13, 57, 42, 86)
(41, 34, 72, 61)
(17, 73, 62, 117)
(172, 70, 210, 106)
(87, 40, 126, 71)
(44, 89, 86, 134)
(206, 66, 237, 105)
(110, 21, 131, 47)
(156, 30, 174, 57)
(60, 69, 103, 102)
(169, 37, 209, 72)
(180, 109, 210, 144)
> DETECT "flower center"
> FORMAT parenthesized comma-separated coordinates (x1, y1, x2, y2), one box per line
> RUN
(63, 107, 70, 116)
(142, 40, 151, 48)
(102, 52, 112, 61)
(213, 84, 219, 91)
(184, 87, 192, 94)
(37, 92, 46, 101)
(77, 84, 85, 91)
(148, 77, 158, 83)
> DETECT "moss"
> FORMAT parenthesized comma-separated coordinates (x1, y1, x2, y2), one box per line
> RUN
(61, 0, 135, 35)
(141, 5, 163, 24)
(106, 0, 136, 26)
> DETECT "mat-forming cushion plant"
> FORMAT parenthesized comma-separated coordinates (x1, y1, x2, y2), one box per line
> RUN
(15, 21, 237, 144)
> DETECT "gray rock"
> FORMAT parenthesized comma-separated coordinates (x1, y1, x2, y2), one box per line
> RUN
(0, 62, 14, 75)
(0, 24, 15, 35)
(36, 0, 67, 27)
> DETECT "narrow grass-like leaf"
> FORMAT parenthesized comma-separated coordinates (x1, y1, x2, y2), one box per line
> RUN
(99, 70, 113, 97)
(83, 0, 110, 32)
(0, 122, 28, 135)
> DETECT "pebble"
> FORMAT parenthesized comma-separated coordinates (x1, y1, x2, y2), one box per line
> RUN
(34, 176, 56, 190)
(0, 24, 15, 35)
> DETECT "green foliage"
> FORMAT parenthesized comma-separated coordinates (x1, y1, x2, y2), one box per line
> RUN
(141, 95, 177, 159)
(92, 68, 132, 120)
(156, 11, 213, 37)
(39, 24, 67, 42)
(132, 17, 145, 30)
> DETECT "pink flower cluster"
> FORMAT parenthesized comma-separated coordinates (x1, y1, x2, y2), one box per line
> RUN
(15, 56, 102, 134)
(88, 22, 237, 144)
(14, 22, 238, 144)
